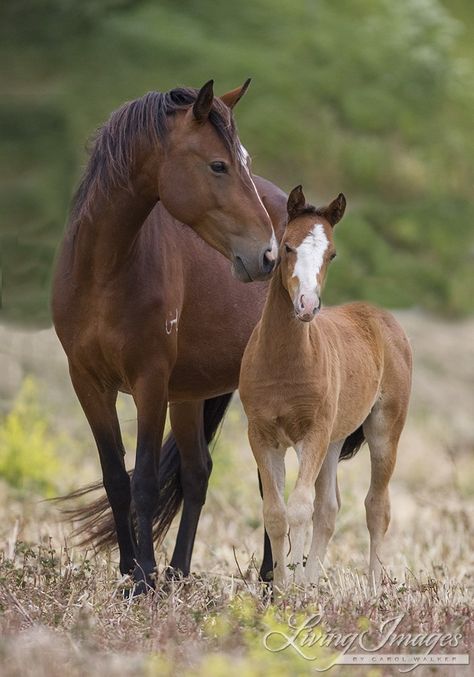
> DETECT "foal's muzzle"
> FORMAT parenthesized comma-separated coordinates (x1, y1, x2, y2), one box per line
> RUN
(295, 294, 321, 322)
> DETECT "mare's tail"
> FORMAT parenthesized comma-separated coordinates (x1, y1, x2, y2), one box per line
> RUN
(339, 425, 366, 461)
(57, 393, 233, 550)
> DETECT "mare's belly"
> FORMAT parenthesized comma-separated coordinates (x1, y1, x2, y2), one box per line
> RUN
(168, 284, 266, 403)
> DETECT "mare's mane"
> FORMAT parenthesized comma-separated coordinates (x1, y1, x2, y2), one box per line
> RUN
(70, 87, 240, 226)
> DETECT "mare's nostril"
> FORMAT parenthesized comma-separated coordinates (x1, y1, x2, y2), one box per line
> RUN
(264, 248, 276, 263)
(262, 249, 276, 274)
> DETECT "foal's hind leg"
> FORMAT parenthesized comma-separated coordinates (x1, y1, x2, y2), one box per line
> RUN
(363, 403, 404, 587)
(305, 441, 342, 585)
(167, 400, 209, 578)
(69, 369, 135, 575)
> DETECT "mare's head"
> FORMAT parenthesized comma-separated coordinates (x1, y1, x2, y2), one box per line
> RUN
(279, 185, 346, 321)
(156, 80, 277, 281)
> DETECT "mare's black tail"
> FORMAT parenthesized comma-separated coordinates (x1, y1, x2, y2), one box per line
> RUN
(339, 425, 366, 461)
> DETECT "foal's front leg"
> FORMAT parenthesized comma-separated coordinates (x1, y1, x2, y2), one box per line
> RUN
(305, 441, 342, 585)
(287, 433, 330, 586)
(248, 427, 287, 591)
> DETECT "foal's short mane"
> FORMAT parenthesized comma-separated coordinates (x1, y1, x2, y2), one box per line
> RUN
(70, 87, 240, 226)
(297, 205, 318, 216)
(286, 203, 322, 227)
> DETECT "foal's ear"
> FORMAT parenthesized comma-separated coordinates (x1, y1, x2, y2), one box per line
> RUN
(318, 193, 346, 227)
(220, 78, 251, 109)
(193, 79, 215, 122)
(287, 185, 306, 221)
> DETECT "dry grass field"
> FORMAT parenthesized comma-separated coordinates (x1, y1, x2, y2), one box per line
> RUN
(0, 311, 472, 676)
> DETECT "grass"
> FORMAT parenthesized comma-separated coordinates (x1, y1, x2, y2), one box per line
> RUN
(0, 481, 472, 676)
(0, 312, 473, 675)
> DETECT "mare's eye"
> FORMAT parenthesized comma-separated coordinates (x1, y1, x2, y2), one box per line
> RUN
(285, 244, 294, 254)
(210, 161, 228, 174)
(330, 252, 337, 261)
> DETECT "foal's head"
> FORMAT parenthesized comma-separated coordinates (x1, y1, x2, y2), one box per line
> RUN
(280, 186, 346, 322)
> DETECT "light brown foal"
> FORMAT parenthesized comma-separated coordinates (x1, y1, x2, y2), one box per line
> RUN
(240, 186, 412, 591)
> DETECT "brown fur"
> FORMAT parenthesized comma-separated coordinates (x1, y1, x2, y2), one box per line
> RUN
(239, 187, 412, 591)
(52, 80, 282, 592)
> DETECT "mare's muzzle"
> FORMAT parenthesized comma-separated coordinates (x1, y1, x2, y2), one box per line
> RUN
(232, 240, 278, 282)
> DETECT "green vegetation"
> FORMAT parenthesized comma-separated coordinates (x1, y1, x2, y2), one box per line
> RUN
(0, 377, 70, 496)
(1, 0, 473, 325)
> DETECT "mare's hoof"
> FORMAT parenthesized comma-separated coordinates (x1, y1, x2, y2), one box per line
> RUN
(161, 566, 190, 595)
(259, 568, 273, 584)
(258, 570, 274, 600)
(164, 565, 188, 582)
(125, 565, 156, 596)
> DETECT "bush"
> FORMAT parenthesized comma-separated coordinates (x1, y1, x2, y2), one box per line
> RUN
(0, 377, 64, 496)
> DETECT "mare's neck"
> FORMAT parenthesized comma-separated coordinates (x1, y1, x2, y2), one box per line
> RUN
(68, 146, 161, 278)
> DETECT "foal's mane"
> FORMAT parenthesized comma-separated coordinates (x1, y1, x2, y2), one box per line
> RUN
(70, 87, 239, 225)
(287, 203, 322, 225)
(296, 205, 318, 217)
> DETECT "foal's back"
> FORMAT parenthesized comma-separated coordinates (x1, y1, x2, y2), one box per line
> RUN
(315, 302, 412, 435)
(241, 299, 411, 445)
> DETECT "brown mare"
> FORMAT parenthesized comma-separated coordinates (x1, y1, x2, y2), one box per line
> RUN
(52, 80, 284, 592)
(240, 186, 412, 591)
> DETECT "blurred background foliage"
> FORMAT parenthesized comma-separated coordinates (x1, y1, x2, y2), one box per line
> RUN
(1, 0, 473, 325)
(0, 377, 73, 496)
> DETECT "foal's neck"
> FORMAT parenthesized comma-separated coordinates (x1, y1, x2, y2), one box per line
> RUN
(259, 269, 315, 351)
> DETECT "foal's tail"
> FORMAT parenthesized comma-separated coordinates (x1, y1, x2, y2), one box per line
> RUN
(339, 425, 366, 461)
(58, 393, 233, 550)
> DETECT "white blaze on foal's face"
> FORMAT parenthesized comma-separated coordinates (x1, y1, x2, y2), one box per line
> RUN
(281, 211, 337, 323)
(292, 223, 329, 320)
(282, 187, 346, 321)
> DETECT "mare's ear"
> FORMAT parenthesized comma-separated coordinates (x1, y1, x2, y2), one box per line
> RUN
(220, 78, 251, 109)
(287, 185, 306, 221)
(193, 80, 214, 122)
(318, 193, 346, 227)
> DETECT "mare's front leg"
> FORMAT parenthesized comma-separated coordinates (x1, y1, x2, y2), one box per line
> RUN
(131, 372, 168, 593)
(167, 400, 210, 578)
(248, 426, 287, 591)
(288, 432, 330, 586)
(257, 469, 274, 583)
(70, 369, 136, 576)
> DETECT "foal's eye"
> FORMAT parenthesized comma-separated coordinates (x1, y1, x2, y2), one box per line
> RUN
(210, 161, 228, 174)
(330, 252, 337, 261)
(285, 243, 295, 254)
